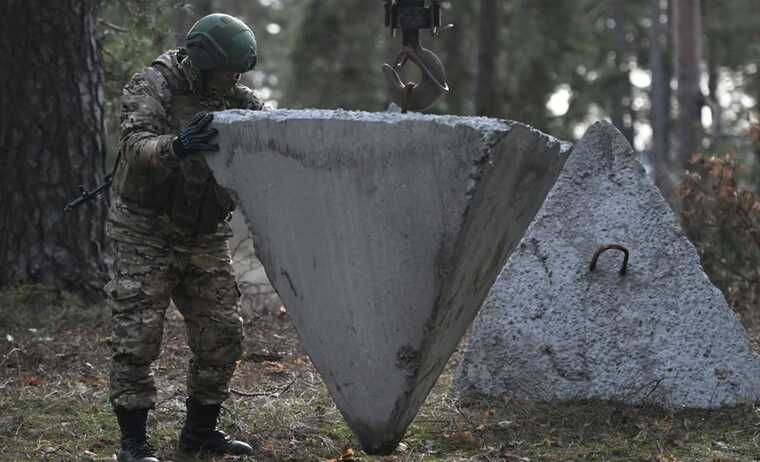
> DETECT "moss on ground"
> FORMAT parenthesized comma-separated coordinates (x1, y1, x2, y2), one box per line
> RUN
(3, 394, 759, 461)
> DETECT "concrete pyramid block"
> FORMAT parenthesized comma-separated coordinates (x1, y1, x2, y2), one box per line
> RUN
(207, 109, 569, 453)
(456, 121, 760, 408)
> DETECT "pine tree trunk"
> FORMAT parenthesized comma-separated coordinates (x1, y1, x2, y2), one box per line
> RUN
(674, 0, 703, 169)
(0, 0, 107, 296)
(609, 0, 635, 145)
(651, 0, 674, 198)
(442, 10, 468, 115)
(474, 0, 500, 117)
(706, 36, 723, 149)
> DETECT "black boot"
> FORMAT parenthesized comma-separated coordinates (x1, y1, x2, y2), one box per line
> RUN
(114, 407, 160, 462)
(179, 398, 254, 456)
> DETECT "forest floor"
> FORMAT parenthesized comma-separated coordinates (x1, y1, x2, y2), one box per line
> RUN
(1, 285, 759, 462)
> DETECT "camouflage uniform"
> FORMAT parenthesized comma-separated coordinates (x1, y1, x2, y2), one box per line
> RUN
(105, 48, 263, 410)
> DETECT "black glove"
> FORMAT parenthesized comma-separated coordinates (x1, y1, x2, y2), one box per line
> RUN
(172, 112, 219, 159)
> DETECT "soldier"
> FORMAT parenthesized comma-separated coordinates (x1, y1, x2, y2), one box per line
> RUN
(103, 13, 263, 462)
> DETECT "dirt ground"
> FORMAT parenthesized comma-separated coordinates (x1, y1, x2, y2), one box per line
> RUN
(1, 285, 759, 462)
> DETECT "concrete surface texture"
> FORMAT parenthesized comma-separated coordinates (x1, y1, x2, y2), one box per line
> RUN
(455, 121, 760, 408)
(228, 211, 280, 318)
(207, 109, 570, 454)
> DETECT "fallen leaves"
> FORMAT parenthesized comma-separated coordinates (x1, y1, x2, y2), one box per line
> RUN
(243, 349, 285, 362)
(263, 360, 289, 375)
(653, 454, 679, 462)
(24, 376, 43, 386)
(449, 430, 480, 447)
(325, 445, 356, 461)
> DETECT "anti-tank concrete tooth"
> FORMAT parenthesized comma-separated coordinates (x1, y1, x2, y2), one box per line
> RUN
(206, 109, 570, 454)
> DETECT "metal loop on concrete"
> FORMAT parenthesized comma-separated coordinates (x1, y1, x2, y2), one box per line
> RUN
(589, 244, 630, 276)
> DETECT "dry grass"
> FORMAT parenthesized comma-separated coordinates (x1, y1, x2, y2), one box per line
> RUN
(1, 285, 759, 461)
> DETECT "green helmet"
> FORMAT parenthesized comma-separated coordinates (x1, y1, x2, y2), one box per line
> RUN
(186, 13, 257, 73)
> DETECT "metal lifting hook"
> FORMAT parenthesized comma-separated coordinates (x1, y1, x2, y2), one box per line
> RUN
(382, 0, 452, 113)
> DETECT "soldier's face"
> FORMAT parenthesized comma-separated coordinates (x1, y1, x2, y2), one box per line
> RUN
(205, 69, 242, 92)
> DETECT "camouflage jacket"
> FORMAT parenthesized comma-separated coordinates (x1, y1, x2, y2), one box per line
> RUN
(113, 48, 263, 235)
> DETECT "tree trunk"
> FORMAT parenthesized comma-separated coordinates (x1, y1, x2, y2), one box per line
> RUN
(0, 0, 107, 296)
(674, 0, 703, 170)
(650, 0, 674, 197)
(474, 0, 500, 117)
(442, 8, 468, 115)
(609, 0, 635, 145)
(706, 33, 723, 149)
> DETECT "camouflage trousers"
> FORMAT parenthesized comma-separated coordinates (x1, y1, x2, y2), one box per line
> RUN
(104, 198, 243, 410)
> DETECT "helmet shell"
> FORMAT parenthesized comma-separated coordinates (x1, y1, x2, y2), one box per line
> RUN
(186, 13, 257, 73)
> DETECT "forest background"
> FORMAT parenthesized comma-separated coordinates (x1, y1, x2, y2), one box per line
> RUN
(3, 0, 760, 306)
(2, 0, 760, 460)
(1, 0, 759, 316)
(79, 0, 760, 342)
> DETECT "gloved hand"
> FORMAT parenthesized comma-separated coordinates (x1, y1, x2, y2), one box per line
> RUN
(172, 112, 219, 159)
